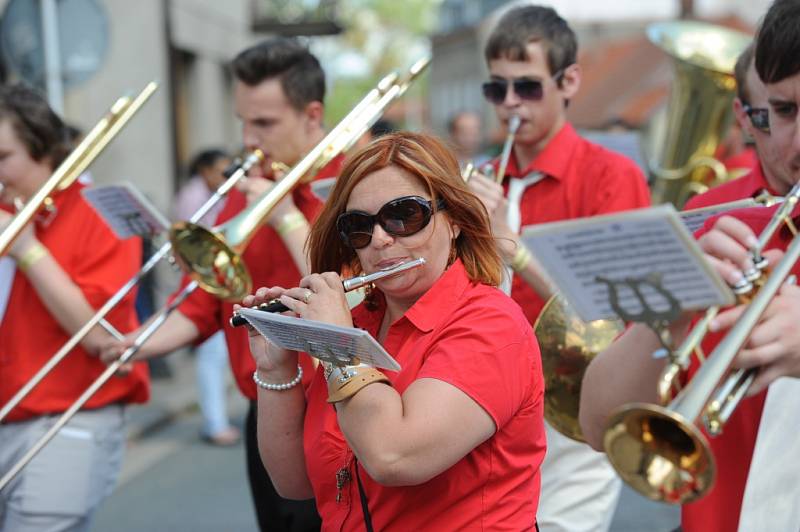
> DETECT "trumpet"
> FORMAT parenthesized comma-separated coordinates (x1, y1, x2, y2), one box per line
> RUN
(0, 59, 430, 492)
(603, 183, 800, 504)
(0, 82, 158, 255)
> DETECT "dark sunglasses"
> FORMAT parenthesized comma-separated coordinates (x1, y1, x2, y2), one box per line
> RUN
(337, 195, 446, 249)
(482, 70, 565, 105)
(743, 103, 770, 133)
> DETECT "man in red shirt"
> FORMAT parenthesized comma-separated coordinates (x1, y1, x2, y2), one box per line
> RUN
(685, 42, 795, 211)
(581, 2, 800, 530)
(468, 5, 650, 531)
(102, 38, 337, 531)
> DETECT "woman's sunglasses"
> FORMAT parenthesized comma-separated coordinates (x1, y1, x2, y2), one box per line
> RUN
(337, 195, 446, 249)
(482, 70, 565, 105)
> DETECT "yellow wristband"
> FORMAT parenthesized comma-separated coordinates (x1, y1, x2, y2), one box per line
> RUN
(510, 244, 532, 273)
(276, 211, 308, 238)
(16, 242, 48, 272)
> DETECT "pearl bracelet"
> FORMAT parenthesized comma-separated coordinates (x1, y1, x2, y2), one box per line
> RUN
(252, 365, 303, 391)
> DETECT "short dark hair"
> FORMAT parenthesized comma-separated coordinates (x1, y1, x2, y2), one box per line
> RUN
(189, 148, 229, 176)
(0, 83, 71, 168)
(755, 0, 800, 84)
(231, 37, 325, 111)
(484, 5, 577, 78)
(734, 42, 755, 103)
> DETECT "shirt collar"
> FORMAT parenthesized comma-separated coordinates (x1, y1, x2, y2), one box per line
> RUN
(504, 122, 578, 181)
(353, 259, 473, 334)
(741, 162, 774, 198)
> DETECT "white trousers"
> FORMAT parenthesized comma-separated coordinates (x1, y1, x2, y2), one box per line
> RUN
(537, 421, 622, 532)
(0, 404, 126, 532)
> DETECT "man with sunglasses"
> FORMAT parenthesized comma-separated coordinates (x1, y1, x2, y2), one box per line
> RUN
(684, 42, 796, 212)
(467, 5, 650, 531)
(100, 38, 338, 532)
(582, 2, 800, 530)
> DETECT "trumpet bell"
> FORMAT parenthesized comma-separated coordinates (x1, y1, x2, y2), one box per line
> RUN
(603, 402, 715, 504)
(170, 222, 251, 301)
(534, 294, 624, 441)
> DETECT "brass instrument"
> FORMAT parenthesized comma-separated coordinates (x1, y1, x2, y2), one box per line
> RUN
(603, 184, 800, 504)
(0, 59, 430, 492)
(460, 114, 520, 184)
(645, 21, 750, 208)
(0, 150, 265, 427)
(0, 82, 158, 255)
(495, 114, 520, 184)
(170, 56, 431, 301)
(534, 295, 623, 441)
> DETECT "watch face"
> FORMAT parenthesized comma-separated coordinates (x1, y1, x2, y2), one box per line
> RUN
(0, 0, 109, 89)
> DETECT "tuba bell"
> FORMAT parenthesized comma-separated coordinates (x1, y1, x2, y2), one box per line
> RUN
(645, 21, 750, 208)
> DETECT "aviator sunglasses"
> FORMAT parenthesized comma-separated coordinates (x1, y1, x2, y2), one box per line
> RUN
(482, 69, 565, 105)
(337, 195, 446, 249)
(743, 103, 770, 134)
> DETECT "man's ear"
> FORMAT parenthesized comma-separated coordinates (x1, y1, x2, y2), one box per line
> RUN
(304, 101, 324, 131)
(559, 63, 581, 100)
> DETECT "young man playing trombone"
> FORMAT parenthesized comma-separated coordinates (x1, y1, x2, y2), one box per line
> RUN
(467, 5, 650, 531)
(102, 37, 341, 532)
(581, 2, 800, 530)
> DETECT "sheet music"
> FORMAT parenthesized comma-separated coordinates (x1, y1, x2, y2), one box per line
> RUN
(82, 183, 170, 239)
(521, 205, 735, 322)
(237, 308, 401, 371)
(680, 198, 761, 234)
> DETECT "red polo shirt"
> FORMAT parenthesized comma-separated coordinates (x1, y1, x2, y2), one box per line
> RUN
(683, 161, 773, 211)
(0, 182, 148, 422)
(495, 123, 650, 322)
(177, 155, 344, 399)
(303, 260, 546, 531)
(680, 189, 794, 532)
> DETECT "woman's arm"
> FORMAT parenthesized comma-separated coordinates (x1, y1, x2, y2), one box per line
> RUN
(335, 377, 495, 486)
(244, 286, 315, 499)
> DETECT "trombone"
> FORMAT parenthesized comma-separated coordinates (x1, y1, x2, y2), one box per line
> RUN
(0, 58, 431, 492)
(0, 150, 265, 425)
(0, 82, 158, 255)
(603, 184, 800, 504)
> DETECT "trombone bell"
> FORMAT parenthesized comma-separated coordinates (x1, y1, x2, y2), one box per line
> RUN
(170, 222, 251, 301)
(604, 402, 715, 504)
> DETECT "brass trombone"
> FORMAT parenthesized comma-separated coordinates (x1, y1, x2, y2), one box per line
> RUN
(0, 58, 430, 492)
(0, 150, 265, 426)
(0, 82, 158, 255)
(603, 184, 800, 504)
(170, 56, 431, 301)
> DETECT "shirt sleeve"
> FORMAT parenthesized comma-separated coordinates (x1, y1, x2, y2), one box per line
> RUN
(415, 302, 543, 430)
(176, 274, 223, 343)
(590, 155, 651, 215)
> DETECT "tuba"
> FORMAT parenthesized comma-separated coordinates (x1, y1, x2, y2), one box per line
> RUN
(645, 21, 750, 208)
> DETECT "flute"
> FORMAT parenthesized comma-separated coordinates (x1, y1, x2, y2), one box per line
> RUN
(230, 257, 426, 327)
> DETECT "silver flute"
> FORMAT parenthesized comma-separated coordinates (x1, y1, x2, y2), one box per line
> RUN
(230, 257, 426, 327)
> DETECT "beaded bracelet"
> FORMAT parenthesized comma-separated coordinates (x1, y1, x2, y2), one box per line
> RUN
(252, 365, 303, 391)
(276, 211, 308, 238)
(510, 244, 532, 273)
(17, 242, 48, 272)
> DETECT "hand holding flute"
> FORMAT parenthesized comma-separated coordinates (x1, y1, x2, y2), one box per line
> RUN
(231, 258, 426, 327)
